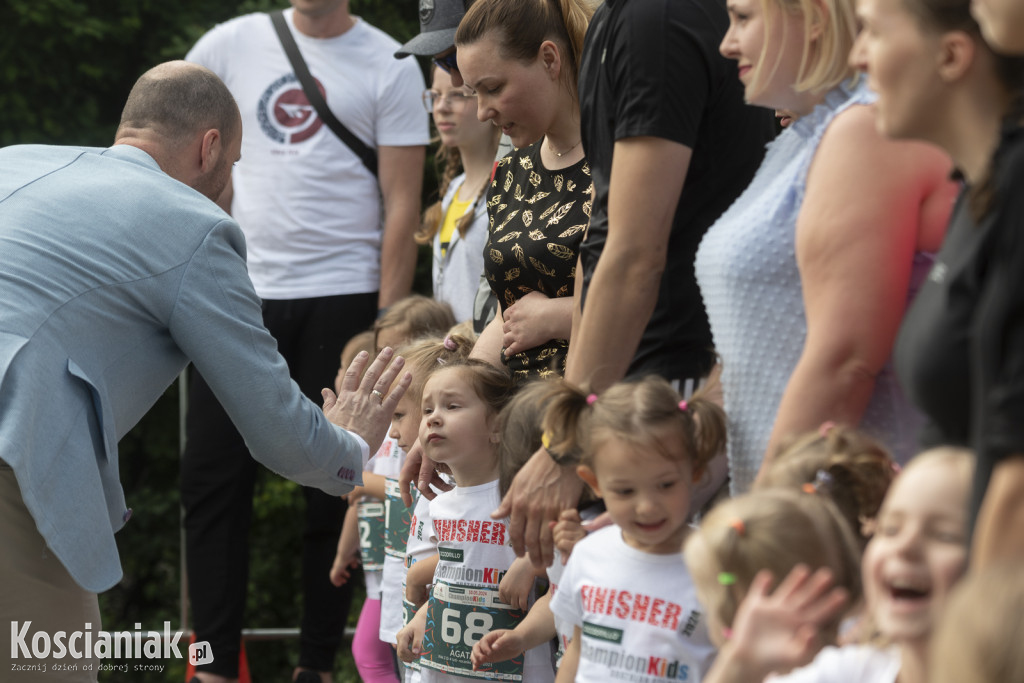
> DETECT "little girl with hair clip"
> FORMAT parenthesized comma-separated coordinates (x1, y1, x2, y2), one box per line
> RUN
(546, 376, 725, 683)
(759, 424, 897, 549)
(397, 360, 556, 682)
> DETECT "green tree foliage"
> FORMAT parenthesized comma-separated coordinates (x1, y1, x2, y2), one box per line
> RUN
(0, 1, 431, 680)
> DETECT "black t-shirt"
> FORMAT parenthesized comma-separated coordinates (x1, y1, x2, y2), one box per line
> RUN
(895, 125, 1024, 530)
(484, 141, 593, 385)
(577, 0, 776, 381)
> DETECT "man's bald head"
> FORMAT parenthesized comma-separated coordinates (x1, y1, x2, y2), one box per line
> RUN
(116, 61, 240, 146)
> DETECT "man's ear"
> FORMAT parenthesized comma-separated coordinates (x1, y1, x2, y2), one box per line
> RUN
(199, 128, 221, 173)
(576, 464, 602, 498)
(937, 30, 976, 83)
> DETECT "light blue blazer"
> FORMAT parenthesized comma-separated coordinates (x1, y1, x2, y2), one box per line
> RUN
(0, 144, 366, 592)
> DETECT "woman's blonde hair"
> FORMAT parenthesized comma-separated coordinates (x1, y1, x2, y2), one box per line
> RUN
(683, 489, 863, 641)
(751, 0, 858, 95)
(759, 425, 896, 548)
(455, 0, 595, 92)
(542, 375, 726, 480)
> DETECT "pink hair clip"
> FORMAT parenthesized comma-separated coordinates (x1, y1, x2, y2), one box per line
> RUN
(679, 400, 688, 412)
(818, 420, 837, 438)
(586, 393, 598, 405)
(443, 335, 457, 351)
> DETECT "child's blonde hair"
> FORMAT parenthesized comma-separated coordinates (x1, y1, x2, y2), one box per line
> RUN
(397, 334, 476, 406)
(339, 329, 376, 381)
(759, 424, 896, 547)
(684, 489, 863, 642)
(374, 295, 456, 350)
(542, 376, 726, 479)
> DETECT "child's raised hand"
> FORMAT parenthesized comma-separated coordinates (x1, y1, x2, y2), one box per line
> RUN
(722, 566, 850, 678)
(471, 629, 524, 669)
(552, 509, 587, 562)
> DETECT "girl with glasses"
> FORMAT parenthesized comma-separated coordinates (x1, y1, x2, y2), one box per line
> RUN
(416, 65, 500, 325)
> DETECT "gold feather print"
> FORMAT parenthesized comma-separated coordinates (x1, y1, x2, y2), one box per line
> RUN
(504, 170, 513, 192)
(553, 175, 564, 192)
(521, 210, 533, 227)
(497, 231, 523, 243)
(528, 229, 545, 241)
(529, 170, 542, 187)
(547, 201, 575, 225)
(511, 243, 525, 266)
(525, 191, 550, 205)
(504, 268, 521, 281)
(519, 156, 533, 170)
(529, 257, 557, 277)
(559, 224, 586, 238)
(548, 243, 574, 260)
(489, 248, 504, 265)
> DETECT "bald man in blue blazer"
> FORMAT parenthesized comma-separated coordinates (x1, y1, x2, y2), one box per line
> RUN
(0, 61, 408, 682)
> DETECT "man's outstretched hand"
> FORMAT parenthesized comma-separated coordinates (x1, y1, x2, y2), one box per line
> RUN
(492, 446, 584, 569)
(322, 347, 411, 457)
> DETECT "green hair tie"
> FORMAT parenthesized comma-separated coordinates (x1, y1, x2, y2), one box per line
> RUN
(717, 572, 737, 586)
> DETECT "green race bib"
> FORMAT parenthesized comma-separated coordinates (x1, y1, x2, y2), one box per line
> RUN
(419, 581, 526, 680)
(356, 498, 386, 570)
(384, 478, 415, 557)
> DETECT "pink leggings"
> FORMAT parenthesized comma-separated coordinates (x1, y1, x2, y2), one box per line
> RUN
(353, 597, 401, 682)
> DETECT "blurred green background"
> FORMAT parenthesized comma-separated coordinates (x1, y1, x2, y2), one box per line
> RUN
(0, 1, 431, 680)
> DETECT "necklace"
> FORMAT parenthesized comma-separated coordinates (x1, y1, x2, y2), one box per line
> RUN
(547, 137, 582, 158)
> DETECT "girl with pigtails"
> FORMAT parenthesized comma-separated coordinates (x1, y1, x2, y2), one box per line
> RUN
(544, 376, 724, 682)
(455, 0, 595, 385)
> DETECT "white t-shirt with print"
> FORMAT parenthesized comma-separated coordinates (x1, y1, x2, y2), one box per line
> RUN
(186, 9, 428, 299)
(419, 480, 554, 683)
(767, 645, 901, 683)
(549, 525, 716, 683)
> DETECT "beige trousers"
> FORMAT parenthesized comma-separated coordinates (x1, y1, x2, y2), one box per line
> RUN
(0, 465, 101, 682)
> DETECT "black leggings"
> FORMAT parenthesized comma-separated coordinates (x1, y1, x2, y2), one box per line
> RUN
(181, 292, 376, 676)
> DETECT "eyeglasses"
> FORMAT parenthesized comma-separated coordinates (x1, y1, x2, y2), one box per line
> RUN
(422, 89, 477, 112)
(432, 51, 460, 75)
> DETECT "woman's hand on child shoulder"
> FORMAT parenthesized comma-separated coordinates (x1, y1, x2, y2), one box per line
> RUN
(471, 629, 524, 669)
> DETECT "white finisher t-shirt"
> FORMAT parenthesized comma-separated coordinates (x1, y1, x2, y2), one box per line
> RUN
(186, 9, 428, 299)
(767, 645, 901, 683)
(419, 480, 554, 683)
(549, 525, 716, 683)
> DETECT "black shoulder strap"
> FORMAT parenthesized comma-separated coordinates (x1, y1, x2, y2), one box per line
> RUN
(269, 9, 378, 177)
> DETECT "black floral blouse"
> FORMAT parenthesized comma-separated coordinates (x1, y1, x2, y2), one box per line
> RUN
(484, 141, 593, 385)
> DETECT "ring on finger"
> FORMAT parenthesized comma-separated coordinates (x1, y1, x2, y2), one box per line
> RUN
(370, 389, 384, 404)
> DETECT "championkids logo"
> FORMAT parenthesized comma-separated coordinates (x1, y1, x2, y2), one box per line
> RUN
(9, 621, 212, 674)
(257, 74, 326, 144)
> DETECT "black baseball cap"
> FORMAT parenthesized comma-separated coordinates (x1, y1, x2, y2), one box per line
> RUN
(394, 0, 467, 59)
